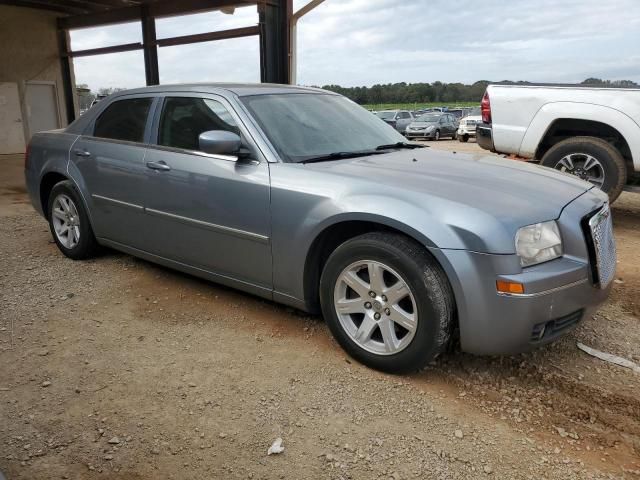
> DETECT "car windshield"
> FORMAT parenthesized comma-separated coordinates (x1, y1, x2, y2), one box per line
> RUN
(241, 94, 406, 163)
(416, 114, 441, 123)
(375, 111, 397, 120)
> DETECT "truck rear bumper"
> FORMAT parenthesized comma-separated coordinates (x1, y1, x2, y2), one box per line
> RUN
(476, 123, 494, 151)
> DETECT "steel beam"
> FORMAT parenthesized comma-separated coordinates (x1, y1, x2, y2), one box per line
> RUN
(57, 29, 77, 123)
(258, 0, 291, 84)
(141, 6, 159, 85)
(156, 25, 260, 48)
(64, 42, 142, 58)
(57, 0, 258, 30)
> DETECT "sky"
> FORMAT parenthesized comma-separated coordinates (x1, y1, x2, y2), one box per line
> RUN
(71, 0, 640, 91)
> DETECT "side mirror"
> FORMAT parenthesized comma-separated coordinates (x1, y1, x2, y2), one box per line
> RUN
(198, 130, 241, 156)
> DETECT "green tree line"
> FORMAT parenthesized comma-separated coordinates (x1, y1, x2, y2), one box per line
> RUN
(319, 78, 639, 105)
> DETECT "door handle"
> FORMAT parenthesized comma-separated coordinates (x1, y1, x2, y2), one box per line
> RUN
(74, 149, 91, 157)
(146, 160, 171, 171)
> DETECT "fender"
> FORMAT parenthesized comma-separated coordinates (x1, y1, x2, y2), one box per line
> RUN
(519, 102, 640, 169)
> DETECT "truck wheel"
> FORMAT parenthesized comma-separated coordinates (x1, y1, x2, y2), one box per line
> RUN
(47, 180, 100, 260)
(459, 135, 469, 143)
(540, 136, 627, 202)
(319, 232, 455, 374)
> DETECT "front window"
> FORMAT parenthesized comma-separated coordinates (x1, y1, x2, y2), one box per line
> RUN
(158, 97, 239, 151)
(417, 114, 441, 123)
(375, 111, 397, 120)
(241, 94, 406, 163)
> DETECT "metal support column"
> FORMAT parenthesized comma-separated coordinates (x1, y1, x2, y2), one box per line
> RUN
(57, 29, 77, 123)
(141, 6, 160, 86)
(258, 0, 291, 84)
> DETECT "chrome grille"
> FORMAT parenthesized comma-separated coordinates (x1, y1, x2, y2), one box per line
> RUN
(588, 203, 616, 288)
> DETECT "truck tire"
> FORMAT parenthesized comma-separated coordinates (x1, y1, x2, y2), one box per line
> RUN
(319, 232, 455, 374)
(459, 135, 469, 143)
(540, 136, 627, 203)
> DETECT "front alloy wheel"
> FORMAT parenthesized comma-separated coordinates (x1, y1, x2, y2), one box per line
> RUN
(334, 260, 417, 355)
(319, 232, 455, 373)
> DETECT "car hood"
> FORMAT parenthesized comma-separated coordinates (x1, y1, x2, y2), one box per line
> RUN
(301, 148, 594, 252)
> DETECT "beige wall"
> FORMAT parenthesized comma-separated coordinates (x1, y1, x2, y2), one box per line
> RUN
(0, 5, 78, 147)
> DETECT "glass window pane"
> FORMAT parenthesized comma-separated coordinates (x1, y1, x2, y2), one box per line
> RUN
(93, 98, 152, 142)
(158, 97, 239, 151)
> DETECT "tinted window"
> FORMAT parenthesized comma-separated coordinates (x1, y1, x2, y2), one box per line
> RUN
(158, 97, 239, 151)
(94, 98, 153, 142)
(400, 112, 411, 119)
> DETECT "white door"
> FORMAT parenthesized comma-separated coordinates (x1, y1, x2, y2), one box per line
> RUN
(25, 82, 60, 139)
(0, 82, 26, 154)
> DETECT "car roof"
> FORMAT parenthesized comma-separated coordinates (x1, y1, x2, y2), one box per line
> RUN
(108, 83, 330, 98)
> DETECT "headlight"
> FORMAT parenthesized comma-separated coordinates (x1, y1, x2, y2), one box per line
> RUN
(515, 220, 563, 267)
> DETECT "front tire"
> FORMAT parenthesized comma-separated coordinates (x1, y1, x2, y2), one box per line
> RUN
(47, 180, 100, 260)
(540, 136, 626, 202)
(319, 232, 455, 374)
(459, 134, 469, 143)
(434, 129, 440, 141)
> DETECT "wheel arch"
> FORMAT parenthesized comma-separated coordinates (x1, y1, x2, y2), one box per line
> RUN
(520, 102, 638, 173)
(301, 215, 454, 315)
(40, 172, 69, 219)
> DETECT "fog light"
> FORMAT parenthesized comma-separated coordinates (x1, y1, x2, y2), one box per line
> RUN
(496, 280, 524, 294)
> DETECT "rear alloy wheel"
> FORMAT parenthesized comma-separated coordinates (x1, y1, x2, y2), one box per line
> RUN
(320, 232, 455, 373)
(541, 136, 627, 202)
(48, 180, 100, 260)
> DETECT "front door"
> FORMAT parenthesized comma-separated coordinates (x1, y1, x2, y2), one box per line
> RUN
(70, 96, 155, 249)
(142, 94, 272, 290)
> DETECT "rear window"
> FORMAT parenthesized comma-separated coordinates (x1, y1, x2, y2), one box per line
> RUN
(93, 98, 153, 142)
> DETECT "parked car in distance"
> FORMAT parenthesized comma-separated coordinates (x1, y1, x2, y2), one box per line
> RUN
(477, 84, 640, 202)
(25, 83, 614, 374)
(457, 107, 482, 142)
(405, 112, 458, 140)
(375, 109, 414, 133)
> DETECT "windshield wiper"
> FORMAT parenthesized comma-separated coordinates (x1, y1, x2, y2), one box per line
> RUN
(375, 142, 426, 151)
(299, 150, 383, 164)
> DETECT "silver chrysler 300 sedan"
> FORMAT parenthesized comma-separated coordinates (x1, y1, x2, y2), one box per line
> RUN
(24, 84, 616, 373)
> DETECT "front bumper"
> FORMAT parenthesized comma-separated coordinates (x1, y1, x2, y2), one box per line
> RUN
(405, 130, 435, 139)
(476, 122, 494, 151)
(457, 127, 476, 137)
(431, 190, 612, 355)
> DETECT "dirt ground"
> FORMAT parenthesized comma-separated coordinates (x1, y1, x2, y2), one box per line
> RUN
(1, 142, 639, 480)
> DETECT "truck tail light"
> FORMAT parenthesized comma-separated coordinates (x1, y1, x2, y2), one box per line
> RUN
(481, 91, 491, 124)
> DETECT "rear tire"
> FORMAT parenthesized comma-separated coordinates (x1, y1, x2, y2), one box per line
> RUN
(47, 180, 100, 260)
(319, 232, 455, 374)
(540, 136, 626, 203)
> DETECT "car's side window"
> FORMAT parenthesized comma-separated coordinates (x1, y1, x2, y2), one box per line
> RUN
(93, 98, 153, 142)
(158, 97, 240, 151)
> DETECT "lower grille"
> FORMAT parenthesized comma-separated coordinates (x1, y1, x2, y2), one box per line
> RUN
(530, 310, 583, 343)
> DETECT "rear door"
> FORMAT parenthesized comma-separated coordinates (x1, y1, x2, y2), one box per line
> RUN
(70, 95, 156, 249)
(141, 93, 272, 291)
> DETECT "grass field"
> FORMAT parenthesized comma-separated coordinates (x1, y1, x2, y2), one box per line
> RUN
(363, 102, 479, 111)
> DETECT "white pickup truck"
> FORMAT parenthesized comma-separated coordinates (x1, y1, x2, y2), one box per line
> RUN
(476, 84, 640, 202)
